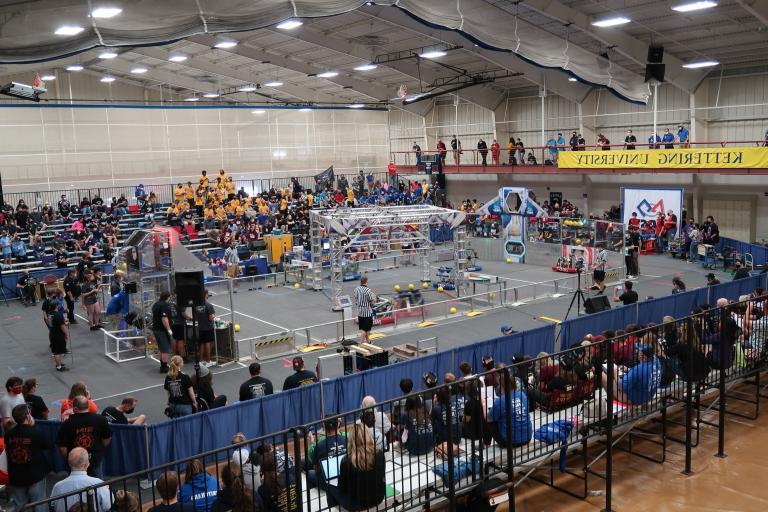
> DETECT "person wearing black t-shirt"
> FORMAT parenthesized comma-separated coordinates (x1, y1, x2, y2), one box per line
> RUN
(195, 291, 216, 367)
(169, 299, 188, 360)
(624, 129, 637, 150)
(22, 379, 49, 420)
(54, 248, 69, 268)
(164, 355, 196, 417)
(239, 362, 274, 401)
(282, 356, 317, 391)
(613, 281, 639, 305)
(47, 301, 69, 372)
(56, 396, 112, 478)
(102, 396, 145, 425)
(733, 260, 750, 280)
(5, 404, 49, 512)
(63, 269, 80, 324)
(152, 291, 174, 373)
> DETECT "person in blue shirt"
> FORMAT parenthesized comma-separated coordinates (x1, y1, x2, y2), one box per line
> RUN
(179, 459, 219, 512)
(489, 377, 532, 448)
(602, 344, 662, 406)
(677, 124, 690, 147)
(546, 136, 559, 164)
(662, 128, 675, 149)
(11, 235, 27, 262)
(0, 230, 12, 266)
(403, 394, 435, 455)
(556, 132, 566, 152)
(648, 132, 661, 149)
(430, 387, 465, 445)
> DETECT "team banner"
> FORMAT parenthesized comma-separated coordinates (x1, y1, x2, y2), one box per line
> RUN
(621, 188, 683, 237)
(558, 147, 768, 169)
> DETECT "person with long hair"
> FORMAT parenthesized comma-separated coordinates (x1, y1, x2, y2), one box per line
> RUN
(402, 394, 435, 455)
(257, 451, 298, 512)
(113, 490, 140, 512)
(212, 462, 255, 512)
(488, 372, 532, 448)
(164, 356, 196, 417)
(190, 365, 227, 410)
(179, 459, 219, 512)
(324, 424, 386, 511)
(80, 271, 102, 330)
(59, 383, 97, 420)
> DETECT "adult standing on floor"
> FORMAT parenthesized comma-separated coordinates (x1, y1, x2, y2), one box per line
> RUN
(590, 243, 608, 294)
(80, 271, 102, 330)
(4, 404, 49, 512)
(195, 290, 216, 367)
(63, 269, 80, 325)
(477, 138, 489, 166)
(56, 396, 112, 478)
(47, 300, 70, 373)
(354, 276, 377, 345)
(152, 291, 174, 374)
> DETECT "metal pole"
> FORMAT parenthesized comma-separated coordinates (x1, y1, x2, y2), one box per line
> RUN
(228, 278, 236, 359)
(652, 82, 659, 142)
(716, 306, 727, 458)
(603, 336, 615, 512)
(503, 368, 516, 511)
(445, 384, 456, 512)
(684, 317, 694, 475)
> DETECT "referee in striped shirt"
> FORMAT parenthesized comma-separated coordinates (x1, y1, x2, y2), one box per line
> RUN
(354, 276, 377, 344)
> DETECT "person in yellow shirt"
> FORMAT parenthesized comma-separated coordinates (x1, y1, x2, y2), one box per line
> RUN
(184, 182, 195, 201)
(307, 192, 314, 208)
(279, 197, 287, 213)
(215, 205, 226, 220)
(204, 205, 215, 218)
(199, 170, 210, 190)
(195, 189, 205, 216)
(174, 183, 185, 202)
(225, 176, 235, 198)
(347, 187, 355, 206)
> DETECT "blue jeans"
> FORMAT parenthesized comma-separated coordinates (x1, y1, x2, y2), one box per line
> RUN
(168, 403, 193, 417)
(689, 241, 698, 260)
(8, 478, 47, 512)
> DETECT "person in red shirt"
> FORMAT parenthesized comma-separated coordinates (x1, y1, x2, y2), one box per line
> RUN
(628, 212, 640, 230)
(436, 139, 447, 168)
(662, 210, 677, 253)
(387, 161, 398, 188)
(490, 139, 501, 166)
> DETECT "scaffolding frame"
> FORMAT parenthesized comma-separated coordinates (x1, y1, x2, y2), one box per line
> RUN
(309, 205, 467, 308)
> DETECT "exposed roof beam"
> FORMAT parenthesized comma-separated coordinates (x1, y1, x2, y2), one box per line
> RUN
(520, 0, 707, 93)
(264, 26, 506, 111)
(735, 0, 768, 27)
(185, 34, 431, 116)
(366, 5, 590, 104)
(129, 47, 342, 104)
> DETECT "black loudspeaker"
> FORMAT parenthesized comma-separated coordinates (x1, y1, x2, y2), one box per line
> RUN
(584, 295, 611, 314)
(645, 63, 665, 83)
(647, 45, 664, 63)
(124, 281, 138, 294)
(175, 270, 205, 307)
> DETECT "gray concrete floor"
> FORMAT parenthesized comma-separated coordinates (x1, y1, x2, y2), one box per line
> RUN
(0, 252, 728, 422)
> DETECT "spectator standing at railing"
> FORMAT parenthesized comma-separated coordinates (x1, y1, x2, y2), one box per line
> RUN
(648, 132, 661, 149)
(412, 142, 422, 165)
(662, 128, 675, 149)
(677, 124, 690, 148)
(437, 138, 447, 167)
(490, 139, 501, 166)
(507, 136, 516, 165)
(546, 135, 559, 164)
(451, 135, 461, 165)
(624, 130, 637, 150)
(477, 138, 489, 166)
(569, 131, 579, 151)
(516, 139, 526, 163)
(387, 160, 398, 188)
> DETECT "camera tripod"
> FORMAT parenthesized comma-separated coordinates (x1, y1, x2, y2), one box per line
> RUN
(553, 267, 588, 350)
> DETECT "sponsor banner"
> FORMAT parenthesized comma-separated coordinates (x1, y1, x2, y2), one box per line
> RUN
(558, 147, 768, 169)
(622, 188, 683, 237)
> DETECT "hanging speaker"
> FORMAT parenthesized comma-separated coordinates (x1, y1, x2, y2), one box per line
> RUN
(647, 45, 664, 63)
(645, 64, 665, 83)
(175, 270, 205, 307)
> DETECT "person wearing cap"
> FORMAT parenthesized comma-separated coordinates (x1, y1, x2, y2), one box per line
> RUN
(500, 325, 515, 336)
(191, 364, 227, 410)
(282, 357, 317, 391)
(706, 273, 720, 286)
(239, 362, 274, 401)
(602, 344, 662, 406)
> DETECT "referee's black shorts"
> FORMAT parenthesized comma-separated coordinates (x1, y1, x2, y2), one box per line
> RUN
(358, 316, 373, 332)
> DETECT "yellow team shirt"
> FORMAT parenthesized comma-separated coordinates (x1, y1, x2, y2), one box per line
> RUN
(347, 189, 354, 203)
(215, 206, 226, 219)
(184, 185, 194, 200)
(199, 175, 210, 189)
(226, 179, 235, 194)
(195, 193, 205, 206)
(280, 198, 287, 211)
(307, 193, 314, 207)
(174, 187, 185, 201)
(204, 206, 214, 218)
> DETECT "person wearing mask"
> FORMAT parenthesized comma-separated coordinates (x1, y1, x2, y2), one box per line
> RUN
(4, 404, 49, 512)
(662, 210, 678, 252)
(490, 139, 501, 166)
(602, 344, 662, 406)
(50, 448, 112, 512)
(702, 216, 720, 268)
(165, 356, 197, 417)
(152, 291, 175, 373)
(102, 396, 145, 425)
(625, 227, 641, 278)
(148, 471, 195, 512)
(648, 132, 661, 149)
(489, 374, 532, 448)
(282, 357, 317, 391)
(354, 276, 377, 344)
(179, 459, 219, 512)
(22, 379, 48, 420)
(239, 362, 274, 401)
(0, 377, 26, 430)
(624, 129, 637, 150)
(191, 364, 227, 410)
(56, 396, 112, 478)
(671, 276, 687, 295)
(662, 128, 675, 149)
(451, 135, 461, 165)
(677, 124, 690, 147)
(324, 424, 386, 511)
(402, 394, 435, 455)
(477, 138, 489, 166)
(306, 417, 347, 490)
(412, 142, 422, 165)
(733, 259, 750, 280)
(613, 281, 639, 305)
(569, 131, 579, 151)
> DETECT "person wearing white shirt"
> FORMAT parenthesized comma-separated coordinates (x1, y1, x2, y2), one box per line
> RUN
(359, 396, 391, 451)
(50, 447, 112, 512)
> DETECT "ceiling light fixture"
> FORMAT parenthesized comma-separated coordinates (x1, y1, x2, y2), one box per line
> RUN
(672, 1, 717, 12)
(41, 74, 56, 81)
(348, 104, 365, 109)
(419, 50, 447, 59)
(298, 108, 312, 112)
(591, 16, 631, 27)
(238, 84, 257, 92)
(184, 96, 199, 102)
(354, 63, 378, 71)
(130, 67, 148, 74)
(55, 25, 85, 36)
(251, 109, 266, 115)
(682, 59, 719, 68)
(214, 40, 238, 49)
(203, 92, 220, 98)
(568, 77, 578, 82)
(264, 81, 283, 87)
(276, 19, 303, 30)
(99, 51, 118, 59)
(100, 75, 116, 83)
(317, 71, 339, 78)
(91, 6, 122, 18)
(66, 64, 84, 72)
(169, 54, 188, 62)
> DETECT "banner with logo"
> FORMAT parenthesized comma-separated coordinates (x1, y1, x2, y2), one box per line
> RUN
(558, 147, 768, 169)
(621, 188, 683, 237)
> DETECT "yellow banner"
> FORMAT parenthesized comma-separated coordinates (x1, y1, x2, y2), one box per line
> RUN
(557, 147, 768, 169)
